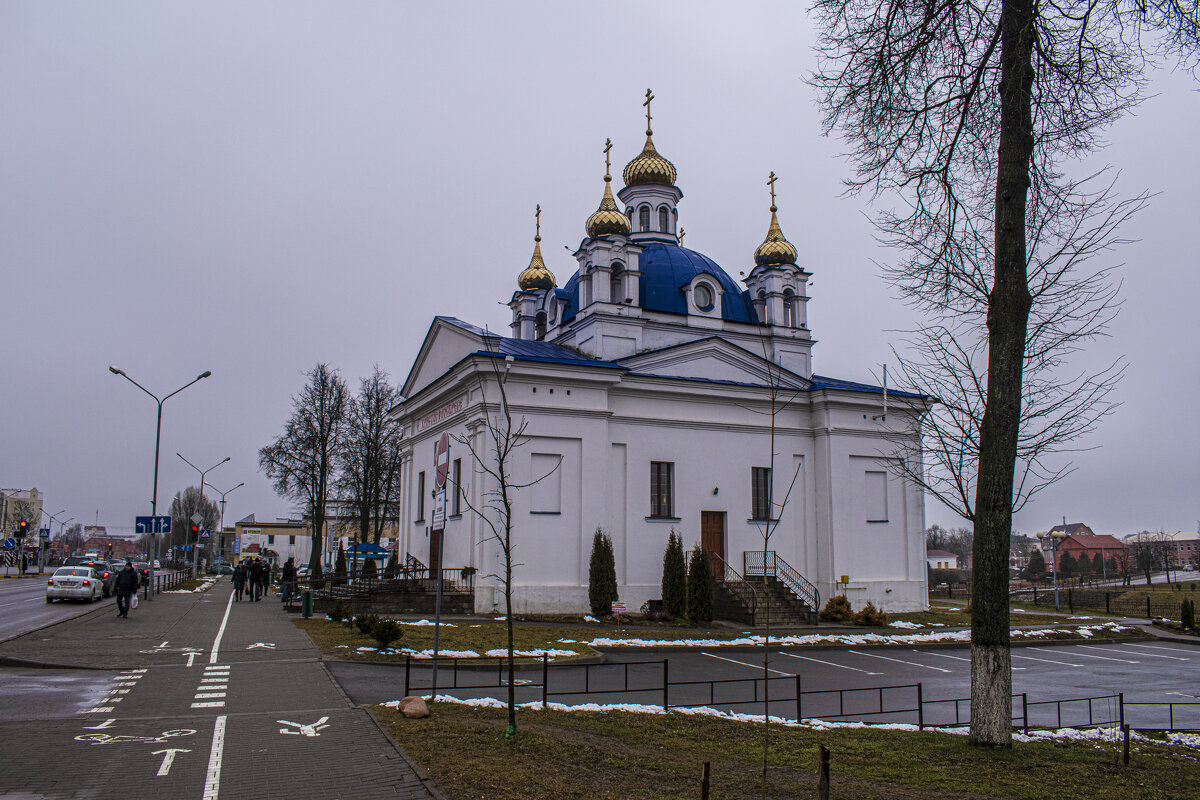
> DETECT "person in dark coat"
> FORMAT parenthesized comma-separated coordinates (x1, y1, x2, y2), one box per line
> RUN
(232, 562, 247, 601)
(114, 561, 140, 618)
(265, 561, 276, 597)
(249, 559, 264, 601)
(281, 558, 297, 603)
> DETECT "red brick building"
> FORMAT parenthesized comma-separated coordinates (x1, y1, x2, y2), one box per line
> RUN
(1051, 532, 1127, 572)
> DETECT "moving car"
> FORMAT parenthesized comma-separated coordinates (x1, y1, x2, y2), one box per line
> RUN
(46, 567, 103, 603)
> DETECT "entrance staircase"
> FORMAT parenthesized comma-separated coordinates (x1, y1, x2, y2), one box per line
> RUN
(712, 551, 820, 626)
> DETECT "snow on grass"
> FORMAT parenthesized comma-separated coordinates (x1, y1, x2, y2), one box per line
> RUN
(887, 621, 923, 629)
(583, 615, 599, 623)
(164, 577, 218, 593)
(380, 694, 1200, 750)
(397, 619, 456, 627)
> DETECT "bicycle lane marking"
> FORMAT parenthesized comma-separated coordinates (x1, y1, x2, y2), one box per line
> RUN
(210, 588, 236, 664)
(202, 715, 227, 800)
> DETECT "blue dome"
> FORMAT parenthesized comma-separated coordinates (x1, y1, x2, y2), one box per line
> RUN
(560, 243, 758, 324)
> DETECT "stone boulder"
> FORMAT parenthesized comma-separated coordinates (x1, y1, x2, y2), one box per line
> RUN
(398, 695, 430, 719)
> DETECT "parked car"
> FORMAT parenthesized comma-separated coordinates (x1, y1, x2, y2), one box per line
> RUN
(46, 567, 103, 603)
(60, 559, 116, 596)
(133, 562, 151, 585)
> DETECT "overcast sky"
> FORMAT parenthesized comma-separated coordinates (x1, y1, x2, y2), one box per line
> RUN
(3, 2, 1197, 539)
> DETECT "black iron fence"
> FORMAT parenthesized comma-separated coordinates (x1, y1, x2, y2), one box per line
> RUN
(393, 655, 1192, 733)
(305, 569, 475, 601)
(1010, 586, 1192, 618)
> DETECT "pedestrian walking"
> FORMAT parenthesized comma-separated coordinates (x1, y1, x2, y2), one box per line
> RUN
(281, 558, 297, 604)
(114, 561, 139, 618)
(232, 561, 247, 601)
(266, 561, 276, 597)
(249, 559, 264, 601)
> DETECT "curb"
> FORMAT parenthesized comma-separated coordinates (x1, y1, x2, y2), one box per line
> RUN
(364, 705, 450, 800)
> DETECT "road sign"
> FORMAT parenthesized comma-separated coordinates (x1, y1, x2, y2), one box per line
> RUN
(431, 489, 447, 531)
(39, 528, 50, 540)
(199, 529, 212, 540)
(434, 433, 450, 489)
(135, 516, 172, 534)
(1, 538, 14, 550)
(611, 601, 626, 614)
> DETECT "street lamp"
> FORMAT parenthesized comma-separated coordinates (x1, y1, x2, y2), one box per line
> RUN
(40, 508, 66, 575)
(109, 366, 212, 599)
(177, 453, 229, 577)
(204, 480, 244, 562)
(1036, 530, 1068, 611)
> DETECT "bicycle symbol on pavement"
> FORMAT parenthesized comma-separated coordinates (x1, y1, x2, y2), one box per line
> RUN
(277, 716, 330, 737)
(75, 729, 197, 746)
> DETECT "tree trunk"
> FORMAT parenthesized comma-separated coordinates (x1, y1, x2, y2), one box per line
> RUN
(970, 0, 1035, 748)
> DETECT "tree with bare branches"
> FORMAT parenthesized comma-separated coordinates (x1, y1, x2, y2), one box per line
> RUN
(811, 0, 1198, 746)
(338, 366, 404, 548)
(259, 363, 348, 578)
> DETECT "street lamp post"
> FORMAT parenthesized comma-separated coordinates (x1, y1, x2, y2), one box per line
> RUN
(109, 366, 211, 599)
(1036, 531, 1068, 611)
(177, 454, 229, 577)
(40, 508, 66, 575)
(205, 480, 244, 562)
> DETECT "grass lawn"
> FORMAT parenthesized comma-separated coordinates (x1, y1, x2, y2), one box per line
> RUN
(375, 701, 1198, 799)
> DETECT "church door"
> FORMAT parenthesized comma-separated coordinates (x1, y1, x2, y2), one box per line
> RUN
(700, 511, 726, 577)
(429, 529, 443, 575)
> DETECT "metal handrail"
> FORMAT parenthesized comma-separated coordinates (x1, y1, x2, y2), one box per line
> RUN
(743, 550, 820, 613)
(710, 552, 763, 618)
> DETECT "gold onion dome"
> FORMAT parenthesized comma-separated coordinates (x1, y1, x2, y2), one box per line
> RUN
(622, 89, 677, 187)
(753, 171, 798, 267)
(586, 138, 631, 237)
(518, 205, 557, 291)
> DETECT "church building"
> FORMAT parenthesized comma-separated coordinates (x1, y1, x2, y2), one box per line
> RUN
(392, 94, 930, 617)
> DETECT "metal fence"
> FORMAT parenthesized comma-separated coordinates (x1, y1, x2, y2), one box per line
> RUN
(1010, 586, 1194, 618)
(394, 655, 1191, 733)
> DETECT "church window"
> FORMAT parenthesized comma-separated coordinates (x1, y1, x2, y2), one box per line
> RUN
(693, 282, 714, 312)
(751, 467, 772, 521)
(783, 288, 797, 327)
(452, 459, 462, 516)
(658, 206, 669, 232)
(416, 471, 426, 522)
(289, 535, 296, 545)
(610, 266, 624, 303)
(530, 453, 563, 514)
(866, 470, 888, 522)
(535, 311, 547, 340)
(267, 535, 275, 545)
(650, 461, 674, 518)
(639, 205, 651, 231)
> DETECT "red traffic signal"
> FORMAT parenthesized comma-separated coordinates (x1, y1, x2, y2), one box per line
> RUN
(191, 524, 200, 537)
(18, 520, 27, 530)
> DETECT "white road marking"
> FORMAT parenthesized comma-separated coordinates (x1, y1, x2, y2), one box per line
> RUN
(191, 701, 226, 708)
(106, 689, 131, 695)
(847, 650, 951, 673)
(1115, 644, 1190, 660)
(246, 642, 275, 649)
(779, 651, 882, 675)
(1012, 653, 1084, 668)
(194, 692, 226, 699)
(186, 652, 196, 667)
(81, 719, 117, 730)
(701, 651, 793, 676)
(202, 715, 226, 800)
(1060, 649, 1139, 664)
(209, 591, 235, 664)
(82, 706, 115, 713)
(1167, 691, 1200, 699)
(200, 678, 227, 684)
(913, 650, 1026, 670)
(154, 748, 190, 776)
(277, 716, 330, 737)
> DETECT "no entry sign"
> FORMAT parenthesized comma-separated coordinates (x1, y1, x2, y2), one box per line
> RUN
(434, 432, 450, 489)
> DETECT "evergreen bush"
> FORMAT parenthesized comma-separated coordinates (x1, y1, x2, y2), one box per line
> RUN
(819, 594, 854, 623)
(371, 618, 404, 651)
(1181, 598, 1195, 632)
(328, 600, 349, 623)
(355, 613, 381, 637)
(853, 602, 889, 627)
(661, 530, 687, 620)
(361, 557, 378, 578)
(686, 545, 714, 626)
(588, 528, 618, 616)
(335, 543, 348, 578)
(385, 549, 399, 578)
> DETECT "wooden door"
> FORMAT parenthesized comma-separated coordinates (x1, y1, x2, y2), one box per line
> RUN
(429, 529, 442, 575)
(700, 511, 726, 577)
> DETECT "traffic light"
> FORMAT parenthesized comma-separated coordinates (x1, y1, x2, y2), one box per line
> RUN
(191, 523, 200, 540)
(16, 520, 28, 539)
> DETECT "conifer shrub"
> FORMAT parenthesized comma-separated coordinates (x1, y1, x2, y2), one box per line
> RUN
(385, 549, 399, 578)
(1181, 598, 1196, 632)
(362, 557, 378, 578)
(328, 600, 350, 623)
(661, 530, 687, 620)
(686, 545, 714, 626)
(335, 543, 348, 578)
(371, 618, 404, 651)
(588, 528, 618, 616)
(853, 601, 888, 627)
(355, 613, 381, 637)
(819, 594, 854, 623)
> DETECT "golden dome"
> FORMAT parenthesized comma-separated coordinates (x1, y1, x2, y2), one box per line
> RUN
(753, 172, 798, 267)
(518, 205, 557, 291)
(586, 138, 631, 237)
(622, 89, 676, 187)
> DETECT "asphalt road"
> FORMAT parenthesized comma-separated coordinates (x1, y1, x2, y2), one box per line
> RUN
(329, 639, 1200, 731)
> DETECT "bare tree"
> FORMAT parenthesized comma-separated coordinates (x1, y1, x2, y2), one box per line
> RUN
(168, 486, 219, 562)
(259, 363, 348, 578)
(60, 522, 84, 556)
(811, 0, 1198, 747)
(450, 350, 558, 740)
(338, 366, 404, 548)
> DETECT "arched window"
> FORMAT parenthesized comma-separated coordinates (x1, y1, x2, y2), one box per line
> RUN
(535, 311, 547, 340)
(610, 265, 624, 303)
(658, 206, 669, 232)
(757, 290, 768, 323)
(783, 289, 797, 328)
(639, 205, 651, 232)
(693, 281, 715, 312)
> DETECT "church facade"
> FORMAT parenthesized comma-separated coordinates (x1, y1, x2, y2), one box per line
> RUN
(392, 98, 930, 616)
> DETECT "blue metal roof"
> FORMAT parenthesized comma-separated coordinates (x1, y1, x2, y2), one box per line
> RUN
(809, 374, 925, 399)
(560, 243, 758, 324)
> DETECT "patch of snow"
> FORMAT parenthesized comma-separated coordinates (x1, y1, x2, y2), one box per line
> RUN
(888, 621, 923, 629)
(399, 619, 456, 627)
(483, 648, 577, 658)
(583, 615, 599, 623)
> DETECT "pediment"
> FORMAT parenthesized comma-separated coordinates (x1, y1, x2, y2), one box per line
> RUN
(401, 317, 497, 398)
(617, 337, 808, 389)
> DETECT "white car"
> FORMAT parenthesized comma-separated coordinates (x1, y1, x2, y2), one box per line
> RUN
(46, 567, 103, 603)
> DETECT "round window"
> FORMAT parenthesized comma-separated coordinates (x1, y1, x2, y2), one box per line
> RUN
(694, 282, 714, 312)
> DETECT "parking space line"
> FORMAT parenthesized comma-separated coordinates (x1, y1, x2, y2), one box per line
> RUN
(701, 652, 793, 676)
(1058, 649, 1139, 664)
(847, 650, 951, 673)
(1117, 644, 1190, 660)
(1012, 653, 1084, 667)
(779, 651, 882, 675)
(913, 650, 1025, 670)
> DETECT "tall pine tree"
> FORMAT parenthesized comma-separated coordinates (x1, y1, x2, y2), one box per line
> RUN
(588, 528, 618, 616)
(687, 544, 714, 626)
(661, 530, 687, 620)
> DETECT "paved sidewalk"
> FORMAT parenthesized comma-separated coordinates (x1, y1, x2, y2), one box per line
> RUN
(0, 578, 442, 799)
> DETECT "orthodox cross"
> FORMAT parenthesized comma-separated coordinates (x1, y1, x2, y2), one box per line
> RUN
(678, 227, 686, 245)
(603, 138, 612, 176)
(535, 204, 541, 241)
(643, 88, 654, 134)
(767, 171, 778, 210)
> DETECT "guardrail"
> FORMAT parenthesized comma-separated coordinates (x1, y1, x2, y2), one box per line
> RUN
(395, 656, 1181, 732)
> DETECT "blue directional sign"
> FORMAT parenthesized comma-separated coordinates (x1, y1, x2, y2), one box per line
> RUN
(199, 529, 212, 540)
(1, 538, 14, 550)
(135, 515, 172, 534)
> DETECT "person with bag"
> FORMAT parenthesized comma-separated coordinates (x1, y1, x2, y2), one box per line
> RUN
(114, 561, 140, 618)
(232, 561, 247, 601)
(249, 559, 264, 601)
